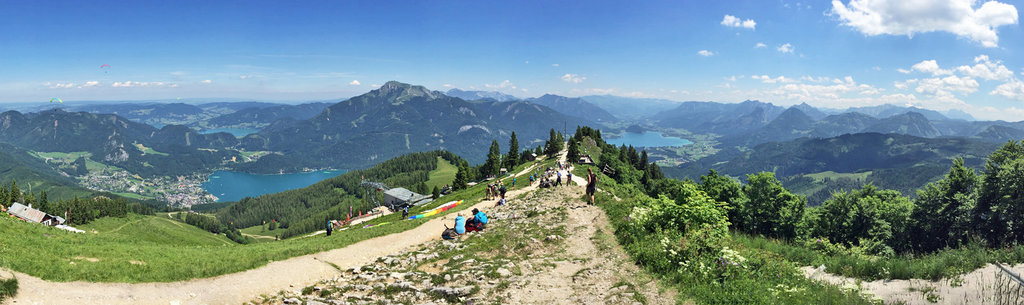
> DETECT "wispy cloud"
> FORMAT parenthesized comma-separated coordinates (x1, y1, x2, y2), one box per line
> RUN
(755, 42, 767, 48)
(112, 81, 168, 88)
(560, 74, 586, 84)
(349, 80, 361, 86)
(777, 43, 794, 53)
(697, 50, 714, 57)
(200, 80, 212, 84)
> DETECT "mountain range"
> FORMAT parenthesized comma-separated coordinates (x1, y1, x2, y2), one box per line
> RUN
(235, 81, 590, 172)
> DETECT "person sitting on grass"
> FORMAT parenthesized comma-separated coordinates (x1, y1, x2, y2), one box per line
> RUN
(467, 208, 488, 231)
(496, 192, 507, 206)
(454, 213, 467, 235)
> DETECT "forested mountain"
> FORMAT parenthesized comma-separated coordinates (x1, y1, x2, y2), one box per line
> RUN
(667, 133, 1000, 203)
(0, 143, 92, 199)
(236, 81, 588, 172)
(527, 94, 618, 123)
(198, 102, 331, 129)
(863, 112, 941, 138)
(444, 89, 519, 102)
(217, 150, 464, 238)
(842, 104, 951, 121)
(974, 125, 1024, 143)
(0, 109, 237, 177)
(65, 103, 206, 126)
(578, 95, 682, 120)
(651, 100, 787, 136)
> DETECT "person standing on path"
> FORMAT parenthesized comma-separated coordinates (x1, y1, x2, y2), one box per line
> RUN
(586, 168, 597, 205)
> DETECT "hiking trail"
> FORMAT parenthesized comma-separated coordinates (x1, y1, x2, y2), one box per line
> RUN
(3, 146, 673, 305)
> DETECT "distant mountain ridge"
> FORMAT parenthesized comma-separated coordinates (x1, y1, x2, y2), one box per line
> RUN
(198, 102, 331, 129)
(238, 81, 590, 172)
(0, 109, 237, 177)
(527, 94, 618, 123)
(578, 95, 682, 120)
(445, 89, 519, 102)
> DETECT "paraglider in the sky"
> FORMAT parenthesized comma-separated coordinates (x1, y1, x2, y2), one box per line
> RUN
(49, 98, 63, 104)
(100, 64, 110, 73)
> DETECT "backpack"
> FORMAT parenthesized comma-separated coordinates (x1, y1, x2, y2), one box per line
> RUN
(442, 227, 458, 240)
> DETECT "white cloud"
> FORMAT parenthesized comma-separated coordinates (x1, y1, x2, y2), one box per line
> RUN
(776, 43, 794, 53)
(371, 84, 381, 87)
(910, 60, 953, 76)
(78, 81, 100, 88)
(560, 74, 586, 84)
(991, 78, 1024, 101)
(486, 80, 518, 89)
(894, 79, 918, 89)
(443, 84, 454, 88)
(697, 50, 714, 57)
(755, 42, 767, 48)
(956, 55, 1014, 80)
(111, 81, 166, 88)
(898, 68, 911, 74)
(915, 75, 979, 96)
(45, 82, 75, 89)
(200, 80, 212, 84)
(552, 64, 560, 67)
(752, 75, 796, 83)
(721, 14, 757, 29)
(239, 75, 253, 79)
(349, 80, 361, 86)
(831, 0, 1019, 47)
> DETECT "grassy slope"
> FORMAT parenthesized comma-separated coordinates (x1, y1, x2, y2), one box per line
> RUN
(0, 156, 549, 283)
(425, 156, 457, 190)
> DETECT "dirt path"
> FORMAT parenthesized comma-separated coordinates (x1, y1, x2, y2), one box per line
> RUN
(1, 150, 558, 305)
(253, 151, 675, 305)
(804, 263, 1024, 304)
(501, 183, 675, 305)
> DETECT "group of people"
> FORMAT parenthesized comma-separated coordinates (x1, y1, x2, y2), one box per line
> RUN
(443, 208, 488, 240)
(534, 166, 573, 188)
(485, 180, 507, 201)
(442, 160, 600, 240)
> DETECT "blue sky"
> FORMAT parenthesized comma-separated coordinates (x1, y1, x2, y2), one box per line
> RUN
(1, 0, 1023, 120)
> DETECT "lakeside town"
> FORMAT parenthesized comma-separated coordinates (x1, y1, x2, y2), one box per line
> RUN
(79, 170, 218, 207)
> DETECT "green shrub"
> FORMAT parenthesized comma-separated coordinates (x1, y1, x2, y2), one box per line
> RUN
(0, 278, 16, 301)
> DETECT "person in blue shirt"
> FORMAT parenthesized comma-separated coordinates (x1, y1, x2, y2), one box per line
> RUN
(468, 208, 488, 231)
(454, 214, 467, 235)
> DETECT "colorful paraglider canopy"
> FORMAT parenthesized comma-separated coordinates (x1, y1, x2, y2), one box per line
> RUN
(49, 98, 63, 103)
(100, 64, 110, 68)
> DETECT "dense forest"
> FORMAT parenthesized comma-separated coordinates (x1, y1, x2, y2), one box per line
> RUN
(0, 179, 154, 225)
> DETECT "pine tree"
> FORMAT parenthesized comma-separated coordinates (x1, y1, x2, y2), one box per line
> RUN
(567, 139, 580, 163)
(432, 186, 440, 199)
(9, 179, 19, 204)
(454, 163, 469, 190)
(507, 132, 520, 169)
(485, 140, 502, 177)
(639, 150, 649, 172)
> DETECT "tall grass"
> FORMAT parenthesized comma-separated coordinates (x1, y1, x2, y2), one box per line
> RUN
(593, 173, 879, 305)
(0, 277, 16, 301)
(734, 234, 1024, 281)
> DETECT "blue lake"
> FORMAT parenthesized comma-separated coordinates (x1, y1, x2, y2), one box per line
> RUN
(606, 131, 692, 148)
(202, 170, 346, 202)
(200, 128, 259, 138)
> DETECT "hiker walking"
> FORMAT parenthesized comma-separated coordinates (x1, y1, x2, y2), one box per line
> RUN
(586, 168, 597, 205)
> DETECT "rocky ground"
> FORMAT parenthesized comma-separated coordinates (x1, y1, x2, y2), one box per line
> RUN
(249, 184, 677, 305)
